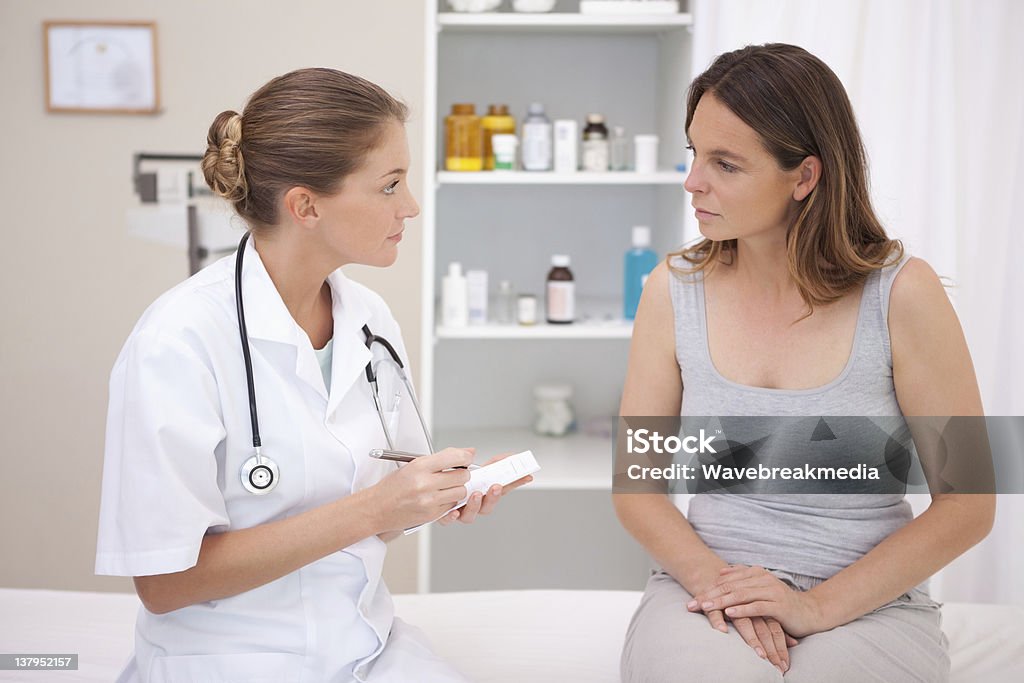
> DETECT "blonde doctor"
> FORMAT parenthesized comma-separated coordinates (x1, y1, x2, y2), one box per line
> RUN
(95, 68, 529, 682)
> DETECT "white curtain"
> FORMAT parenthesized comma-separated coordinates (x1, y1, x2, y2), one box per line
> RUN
(690, 0, 1024, 605)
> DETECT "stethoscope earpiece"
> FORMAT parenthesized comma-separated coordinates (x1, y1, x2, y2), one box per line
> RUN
(240, 452, 279, 495)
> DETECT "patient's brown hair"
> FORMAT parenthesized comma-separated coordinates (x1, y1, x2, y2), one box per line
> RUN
(672, 43, 903, 314)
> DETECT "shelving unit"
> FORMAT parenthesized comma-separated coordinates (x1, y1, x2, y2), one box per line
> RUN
(418, 0, 694, 593)
(436, 321, 632, 339)
(437, 170, 686, 185)
(438, 12, 693, 32)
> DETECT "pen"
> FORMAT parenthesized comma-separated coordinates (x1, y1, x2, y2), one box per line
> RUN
(368, 448, 471, 469)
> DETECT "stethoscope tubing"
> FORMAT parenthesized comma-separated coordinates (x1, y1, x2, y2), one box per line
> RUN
(234, 231, 435, 495)
(363, 325, 435, 455)
(236, 232, 263, 455)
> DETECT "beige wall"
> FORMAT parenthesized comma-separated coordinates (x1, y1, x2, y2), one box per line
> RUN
(0, 1, 425, 593)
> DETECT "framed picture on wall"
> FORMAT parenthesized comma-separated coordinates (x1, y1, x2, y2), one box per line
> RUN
(43, 20, 160, 114)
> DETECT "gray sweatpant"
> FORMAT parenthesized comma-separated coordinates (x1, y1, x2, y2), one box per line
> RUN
(621, 570, 950, 682)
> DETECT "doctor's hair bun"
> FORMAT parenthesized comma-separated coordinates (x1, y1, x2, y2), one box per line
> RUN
(202, 110, 248, 204)
(199, 68, 408, 228)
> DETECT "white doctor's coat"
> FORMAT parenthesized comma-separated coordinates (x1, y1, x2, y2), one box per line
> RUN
(96, 238, 466, 683)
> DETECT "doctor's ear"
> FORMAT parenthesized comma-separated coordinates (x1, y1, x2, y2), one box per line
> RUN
(282, 186, 321, 224)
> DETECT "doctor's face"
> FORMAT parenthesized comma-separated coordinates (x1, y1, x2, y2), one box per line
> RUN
(683, 93, 802, 243)
(315, 120, 420, 268)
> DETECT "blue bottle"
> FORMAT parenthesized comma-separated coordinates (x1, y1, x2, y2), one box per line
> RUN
(624, 225, 657, 320)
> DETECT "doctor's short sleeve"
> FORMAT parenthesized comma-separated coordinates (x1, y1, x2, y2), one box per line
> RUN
(95, 329, 229, 577)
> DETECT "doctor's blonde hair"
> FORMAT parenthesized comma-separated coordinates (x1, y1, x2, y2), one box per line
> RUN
(671, 43, 903, 314)
(201, 68, 409, 227)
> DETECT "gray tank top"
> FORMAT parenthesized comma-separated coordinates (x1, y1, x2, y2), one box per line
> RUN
(670, 253, 914, 580)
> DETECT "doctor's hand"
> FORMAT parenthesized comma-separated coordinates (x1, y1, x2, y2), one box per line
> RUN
(366, 448, 475, 532)
(438, 451, 535, 526)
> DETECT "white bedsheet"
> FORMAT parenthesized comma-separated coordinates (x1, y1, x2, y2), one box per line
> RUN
(0, 588, 1021, 682)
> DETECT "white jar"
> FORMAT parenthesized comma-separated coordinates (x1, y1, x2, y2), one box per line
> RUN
(517, 294, 538, 325)
(633, 134, 659, 173)
(534, 384, 576, 437)
(491, 134, 518, 171)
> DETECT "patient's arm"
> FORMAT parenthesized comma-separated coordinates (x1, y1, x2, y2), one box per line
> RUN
(807, 258, 994, 629)
(612, 263, 796, 672)
(612, 263, 727, 594)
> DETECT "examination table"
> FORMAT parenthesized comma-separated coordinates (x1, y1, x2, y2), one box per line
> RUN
(1, 588, 1021, 681)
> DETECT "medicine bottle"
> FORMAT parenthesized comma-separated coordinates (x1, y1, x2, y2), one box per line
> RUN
(582, 114, 609, 172)
(521, 103, 553, 171)
(610, 125, 629, 171)
(442, 262, 469, 327)
(481, 104, 516, 170)
(623, 226, 657, 320)
(496, 280, 516, 325)
(445, 103, 482, 171)
(517, 294, 538, 326)
(546, 255, 575, 324)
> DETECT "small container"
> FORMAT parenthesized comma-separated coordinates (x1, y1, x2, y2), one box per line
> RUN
(481, 104, 516, 170)
(582, 114, 609, 172)
(553, 119, 579, 173)
(442, 262, 469, 327)
(467, 269, 488, 325)
(634, 134, 659, 173)
(610, 125, 630, 171)
(533, 383, 576, 437)
(496, 280, 516, 325)
(513, 0, 556, 11)
(521, 103, 553, 171)
(517, 294, 538, 325)
(546, 254, 575, 324)
(445, 104, 483, 171)
(447, 0, 501, 12)
(491, 134, 518, 171)
(624, 225, 658, 320)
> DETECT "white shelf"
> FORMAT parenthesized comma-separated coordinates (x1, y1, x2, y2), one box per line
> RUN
(421, 0, 693, 593)
(436, 321, 632, 339)
(437, 170, 685, 185)
(438, 12, 693, 33)
(436, 426, 614, 490)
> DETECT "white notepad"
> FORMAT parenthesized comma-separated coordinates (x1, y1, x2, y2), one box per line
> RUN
(404, 450, 541, 535)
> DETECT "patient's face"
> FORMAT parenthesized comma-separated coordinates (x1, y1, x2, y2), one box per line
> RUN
(684, 93, 804, 244)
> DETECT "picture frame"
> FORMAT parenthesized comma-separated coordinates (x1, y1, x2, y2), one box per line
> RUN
(43, 20, 160, 114)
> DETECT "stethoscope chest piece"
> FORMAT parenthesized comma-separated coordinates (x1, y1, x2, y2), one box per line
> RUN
(240, 452, 279, 495)
(231, 231, 433, 496)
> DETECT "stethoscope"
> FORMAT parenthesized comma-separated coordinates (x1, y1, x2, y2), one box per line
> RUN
(234, 232, 434, 495)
